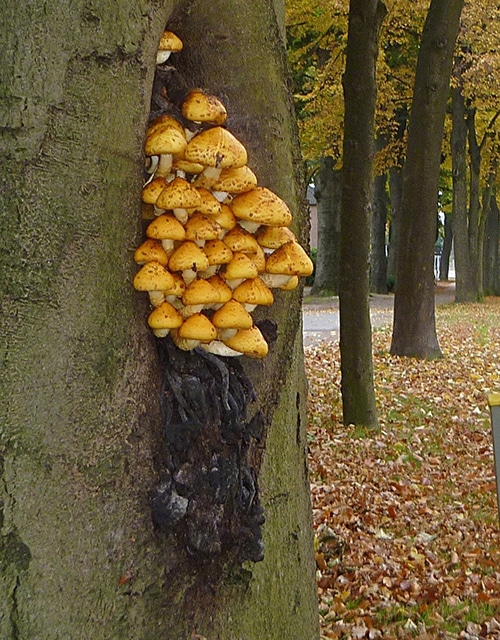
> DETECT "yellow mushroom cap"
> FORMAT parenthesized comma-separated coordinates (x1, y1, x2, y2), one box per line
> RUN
(184, 127, 247, 169)
(178, 313, 218, 343)
(156, 177, 202, 211)
(279, 275, 299, 291)
(231, 187, 293, 227)
(157, 31, 183, 64)
(255, 225, 297, 250)
(222, 225, 260, 254)
(146, 213, 186, 242)
(223, 326, 269, 359)
(203, 238, 233, 266)
(211, 203, 237, 233)
(193, 188, 222, 216)
(134, 238, 169, 266)
(147, 114, 185, 139)
(181, 89, 228, 125)
(265, 241, 314, 276)
(222, 252, 259, 281)
(168, 241, 210, 273)
(164, 272, 186, 298)
(142, 176, 169, 204)
(173, 158, 205, 175)
(210, 165, 258, 194)
(144, 125, 187, 157)
(184, 213, 222, 245)
(133, 261, 174, 291)
(182, 279, 221, 306)
(212, 300, 253, 330)
(232, 277, 274, 307)
(205, 275, 233, 303)
(247, 243, 266, 273)
(147, 301, 183, 331)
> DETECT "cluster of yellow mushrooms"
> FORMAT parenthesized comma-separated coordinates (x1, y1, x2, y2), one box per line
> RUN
(133, 31, 313, 358)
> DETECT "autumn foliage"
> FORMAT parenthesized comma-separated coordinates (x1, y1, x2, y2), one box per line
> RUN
(305, 298, 500, 638)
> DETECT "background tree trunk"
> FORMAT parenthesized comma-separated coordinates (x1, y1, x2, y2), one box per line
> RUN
(439, 212, 453, 281)
(339, 0, 386, 429)
(483, 193, 500, 295)
(371, 160, 389, 294)
(387, 165, 404, 289)
(311, 157, 341, 295)
(451, 84, 478, 302)
(390, 0, 464, 359)
(0, 1, 319, 638)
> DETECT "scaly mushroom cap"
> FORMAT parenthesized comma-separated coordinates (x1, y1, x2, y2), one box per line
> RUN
(168, 241, 210, 274)
(142, 176, 169, 204)
(203, 238, 233, 266)
(265, 241, 314, 276)
(279, 275, 299, 291)
(205, 275, 233, 303)
(144, 125, 187, 158)
(164, 272, 186, 299)
(134, 238, 169, 267)
(211, 203, 237, 234)
(178, 313, 217, 343)
(212, 299, 253, 330)
(246, 244, 266, 273)
(231, 187, 293, 228)
(146, 213, 186, 242)
(173, 158, 205, 175)
(181, 278, 222, 307)
(156, 177, 202, 211)
(185, 213, 222, 246)
(133, 261, 174, 292)
(222, 225, 260, 254)
(210, 165, 258, 194)
(223, 326, 269, 359)
(232, 277, 274, 307)
(184, 127, 247, 169)
(157, 31, 183, 64)
(193, 188, 222, 217)
(147, 301, 183, 336)
(181, 89, 228, 125)
(255, 225, 297, 250)
(147, 114, 185, 138)
(222, 252, 259, 282)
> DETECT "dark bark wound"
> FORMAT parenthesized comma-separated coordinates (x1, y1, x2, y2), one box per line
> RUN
(150, 339, 266, 564)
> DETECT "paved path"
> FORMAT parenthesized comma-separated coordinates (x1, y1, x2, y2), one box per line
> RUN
(302, 282, 456, 347)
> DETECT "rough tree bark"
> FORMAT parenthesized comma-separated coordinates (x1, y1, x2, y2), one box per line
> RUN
(390, 0, 464, 359)
(0, 1, 319, 638)
(339, 0, 386, 429)
(387, 165, 404, 288)
(311, 157, 341, 295)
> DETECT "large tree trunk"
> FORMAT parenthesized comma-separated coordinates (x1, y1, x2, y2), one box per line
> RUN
(339, 0, 386, 429)
(390, 0, 464, 359)
(0, 1, 319, 638)
(311, 157, 341, 295)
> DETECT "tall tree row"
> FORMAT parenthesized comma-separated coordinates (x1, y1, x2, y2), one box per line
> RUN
(338, 0, 386, 428)
(390, 0, 464, 359)
(0, 1, 319, 638)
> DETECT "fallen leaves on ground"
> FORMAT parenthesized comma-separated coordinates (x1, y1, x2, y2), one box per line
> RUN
(305, 298, 500, 639)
